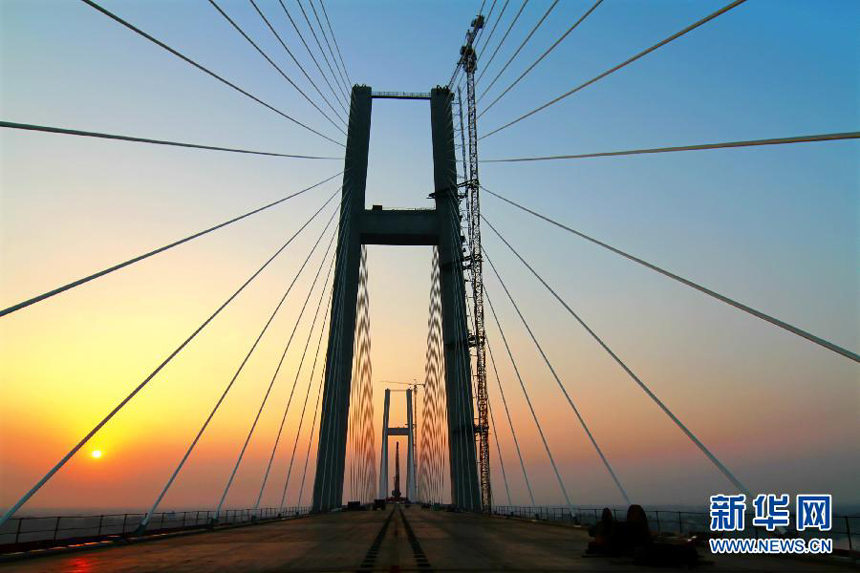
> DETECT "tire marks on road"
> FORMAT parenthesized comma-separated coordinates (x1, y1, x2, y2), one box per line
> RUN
(398, 505, 432, 571)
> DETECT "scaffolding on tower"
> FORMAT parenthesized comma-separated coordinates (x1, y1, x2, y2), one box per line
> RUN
(456, 13, 491, 513)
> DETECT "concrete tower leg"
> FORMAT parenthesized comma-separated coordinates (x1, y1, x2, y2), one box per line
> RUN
(312, 86, 372, 512)
(430, 87, 482, 511)
(406, 388, 416, 500)
(378, 389, 391, 499)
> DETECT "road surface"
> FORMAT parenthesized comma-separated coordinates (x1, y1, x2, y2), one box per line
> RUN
(1, 505, 849, 571)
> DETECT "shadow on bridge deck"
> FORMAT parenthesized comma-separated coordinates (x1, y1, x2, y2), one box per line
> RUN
(1, 505, 850, 572)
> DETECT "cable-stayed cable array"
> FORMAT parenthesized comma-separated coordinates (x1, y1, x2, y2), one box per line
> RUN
(477, 0, 559, 103)
(255, 257, 335, 510)
(209, 0, 346, 136)
(277, 0, 349, 113)
(487, 399, 511, 505)
(483, 246, 629, 504)
(314, 188, 358, 507)
(80, 0, 343, 147)
(275, 239, 342, 510)
(483, 188, 859, 363)
(419, 249, 449, 504)
(481, 211, 753, 497)
(475, 0, 529, 87)
(140, 204, 341, 530)
(214, 223, 340, 520)
(482, 0, 747, 139)
(486, 337, 534, 505)
(476, 0, 509, 60)
(297, 361, 327, 506)
(479, 0, 603, 118)
(0, 189, 339, 528)
(484, 287, 573, 513)
(296, 0, 350, 104)
(318, 0, 353, 87)
(246, 0, 347, 126)
(347, 246, 376, 503)
(276, 290, 332, 510)
(307, 0, 351, 98)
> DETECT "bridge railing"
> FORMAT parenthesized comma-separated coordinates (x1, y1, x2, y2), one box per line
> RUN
(0, 506, 311, 551)
(491, 505, 858, 554)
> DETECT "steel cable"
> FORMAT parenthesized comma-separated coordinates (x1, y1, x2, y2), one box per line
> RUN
(277, 0, 349, 114)
(297, 198, 354, 506)
(482, 131, 860, 162)
(487, 399, 512, 505)
(209, 0, 346, 136)
(214, 225, 339, 519)
(247, 0, 347, 126)
(476, 0, 510, 60)
(479, 0, 603, 118)
(483, 246, 630, 504)
(140, 203, 340, 530)
(482, 0, 747, 139)
(277, 247, 340, 509)
(486, 329, 535, 505)
(475, 0, 529, 86)
(319, 0, 352, 86)
(0, 172, 341, 318)
(0, 189, 339, 528)
(296, 0, 350, 103)
(308, 0, 351, 98)
(477, 0, 559, 104)
(314, 191, 356, 507)
(483, 187, 860, 363)
(0, 121, 341, 159)
(481, 212, 754, 496)
(80, 0, 343, 147)
(442, 193, 481, 510)
(484, 287, 574, 513)
(297, 358, 326, 505)
(277, 286, 333, 509)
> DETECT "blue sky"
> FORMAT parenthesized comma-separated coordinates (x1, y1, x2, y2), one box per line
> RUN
(1, 0, 858, 510)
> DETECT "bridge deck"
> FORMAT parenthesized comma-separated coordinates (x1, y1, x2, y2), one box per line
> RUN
(1, 506, 848, 572)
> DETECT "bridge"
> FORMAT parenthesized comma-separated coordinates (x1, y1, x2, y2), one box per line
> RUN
(1, 0, 858, 570)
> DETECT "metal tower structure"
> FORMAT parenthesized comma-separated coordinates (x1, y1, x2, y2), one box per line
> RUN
(458, 15, 491, 512)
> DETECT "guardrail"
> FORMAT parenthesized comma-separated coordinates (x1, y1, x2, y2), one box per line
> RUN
(370, 91, 431, 100)
(492, 505, 858, 554)
(0, 506, 311, 553)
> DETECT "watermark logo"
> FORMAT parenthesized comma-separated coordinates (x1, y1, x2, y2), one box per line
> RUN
(751, 493, 790, 531)
(708, 537, 833, 555)
(796, 494, 831, 532)
(707, 493, 833, 555)
(709, 494, 746, 532)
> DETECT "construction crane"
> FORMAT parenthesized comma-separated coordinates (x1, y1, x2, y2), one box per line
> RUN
(456, 13, 491, 513)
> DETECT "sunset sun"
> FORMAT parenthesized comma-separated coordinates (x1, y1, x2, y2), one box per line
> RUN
(90, 450, 102, 460)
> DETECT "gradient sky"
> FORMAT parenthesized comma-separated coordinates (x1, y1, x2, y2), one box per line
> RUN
(1, 0, 858, 515)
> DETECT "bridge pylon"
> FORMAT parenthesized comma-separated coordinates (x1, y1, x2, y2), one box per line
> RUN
(378, 388, 416, 501)
(311, 85, 481, 512)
